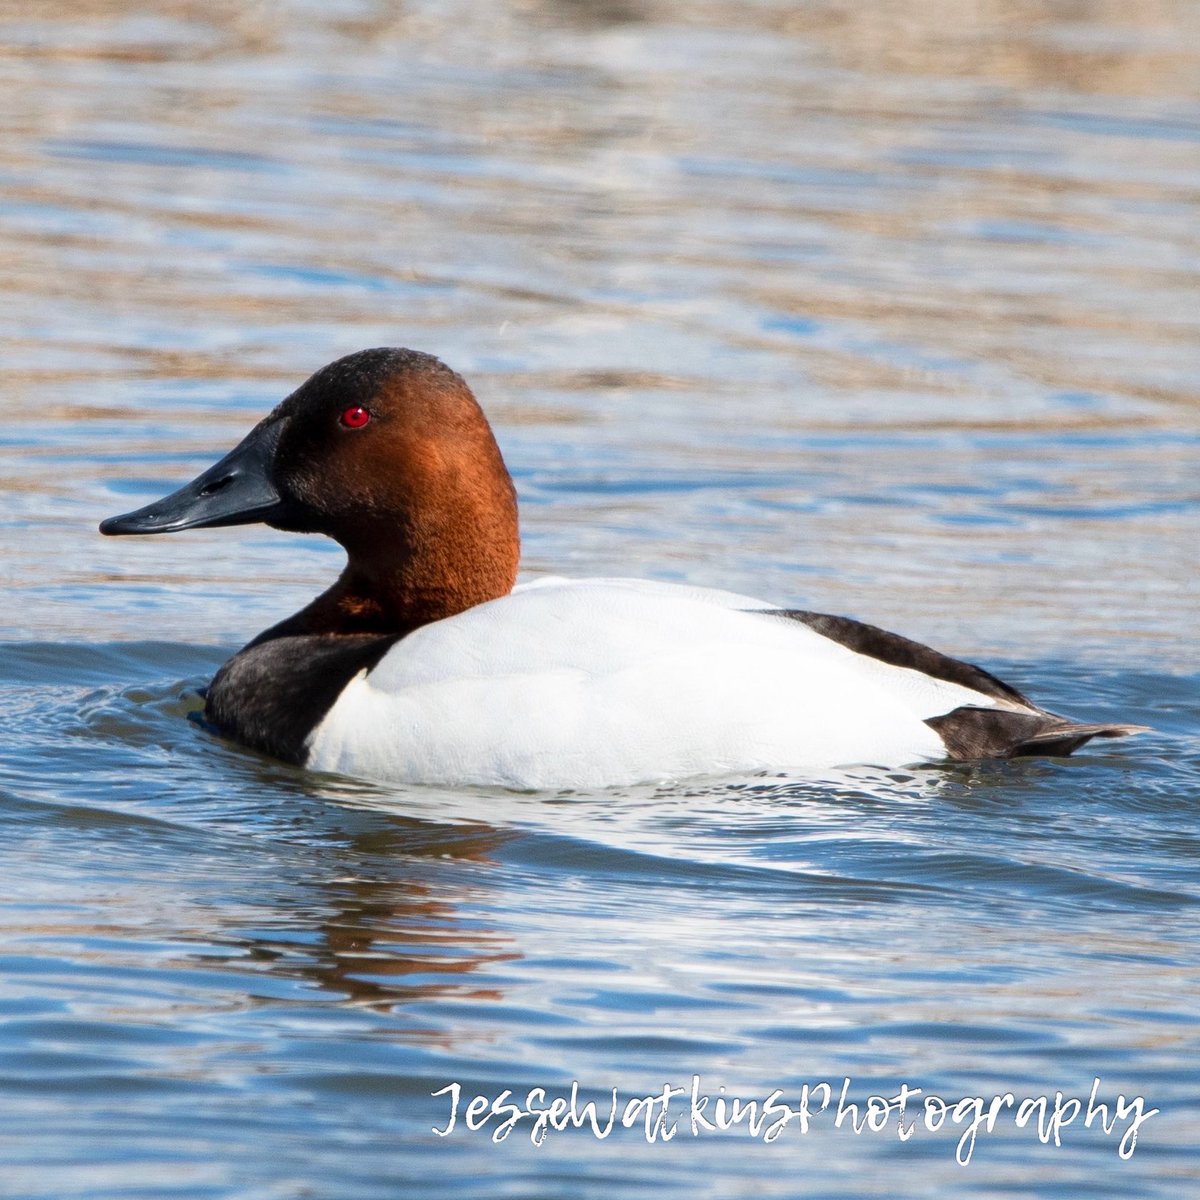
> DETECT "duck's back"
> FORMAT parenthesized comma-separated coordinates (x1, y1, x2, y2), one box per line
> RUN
(303, 578, 991, 788)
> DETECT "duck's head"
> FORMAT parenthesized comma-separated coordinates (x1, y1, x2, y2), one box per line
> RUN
(101, 349, 520, 626)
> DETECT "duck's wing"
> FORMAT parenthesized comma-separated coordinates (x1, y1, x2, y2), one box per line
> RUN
(767, 609, 1147, 759)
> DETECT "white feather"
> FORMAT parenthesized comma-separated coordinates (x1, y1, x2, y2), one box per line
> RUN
(305, 578, 996, 789)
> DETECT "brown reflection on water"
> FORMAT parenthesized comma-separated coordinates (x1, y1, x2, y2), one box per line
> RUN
(0, 0, 281, 62)
(778, 0, 1199, 97)
(278, 817, 520, 1018)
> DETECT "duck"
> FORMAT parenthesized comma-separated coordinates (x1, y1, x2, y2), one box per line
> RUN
(100, 348, 1144, 789)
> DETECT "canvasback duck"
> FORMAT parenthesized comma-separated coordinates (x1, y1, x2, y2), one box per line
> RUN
(100, 348, 1143, 789)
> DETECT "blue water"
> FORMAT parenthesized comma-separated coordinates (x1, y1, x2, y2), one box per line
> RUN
(1, 3, 1198, 1198)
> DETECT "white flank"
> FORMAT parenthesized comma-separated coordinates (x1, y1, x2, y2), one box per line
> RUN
(305, 578, 998, 789)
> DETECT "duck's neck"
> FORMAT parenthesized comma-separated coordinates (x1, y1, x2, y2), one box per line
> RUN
(252, 498, 519, 646)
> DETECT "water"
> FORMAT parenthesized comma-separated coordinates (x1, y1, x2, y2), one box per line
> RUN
(1, 2, 1198, 1197)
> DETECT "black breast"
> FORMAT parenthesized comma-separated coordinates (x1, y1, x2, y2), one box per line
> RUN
(204, 633, 401, 765)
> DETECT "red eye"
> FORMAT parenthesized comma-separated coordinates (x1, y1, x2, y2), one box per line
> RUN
(340, 406, 370, 429)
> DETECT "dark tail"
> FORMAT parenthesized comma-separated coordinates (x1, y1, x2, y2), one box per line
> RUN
(927, 707, 1149, 760)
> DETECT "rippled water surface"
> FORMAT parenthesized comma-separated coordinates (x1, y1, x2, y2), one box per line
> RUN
(1, 2, 1198, 1197)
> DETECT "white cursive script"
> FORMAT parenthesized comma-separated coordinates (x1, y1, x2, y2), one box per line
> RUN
(431, 1075, 1157, 1164)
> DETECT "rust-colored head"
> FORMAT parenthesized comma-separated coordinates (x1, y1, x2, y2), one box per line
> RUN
(101, 348, 521, 635)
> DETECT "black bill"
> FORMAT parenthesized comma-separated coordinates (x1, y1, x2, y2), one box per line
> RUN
(100, 417, 286, 536)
